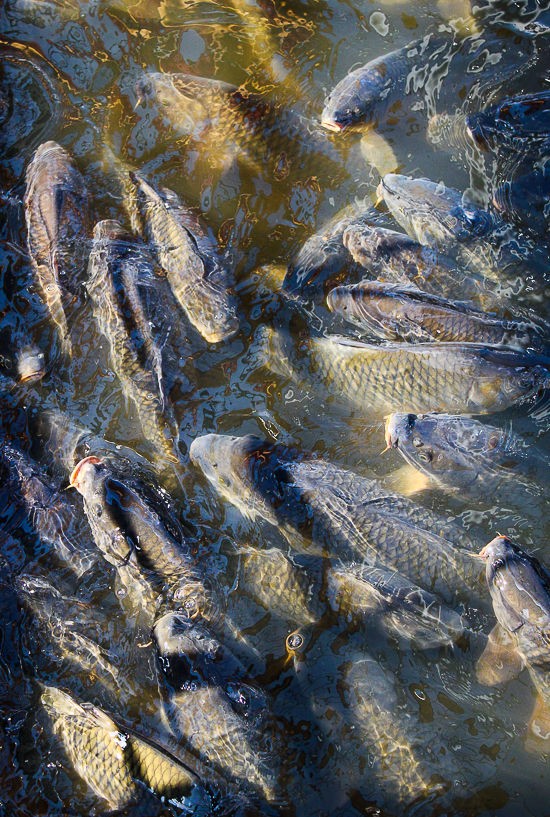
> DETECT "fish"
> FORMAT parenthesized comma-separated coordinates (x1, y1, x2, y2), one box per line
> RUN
(86, 219, 181, 469)
(0, 446, 96, 574)
(69, 456, 212, 621)
(341, 223, 504, 308)
(328, 563, 468, 647)
(326, 281, 549, 349)
(153, 611, 278, 802)
(282, 202, 377, 299)
(41, 685, 206, 814)
(377, 173, 550, 296)
(321, 35, 448, 133)
(467, 91, 550, 154)
(190, 434, 484, 602)
(136, 72, 343, 180)
(24, 141, 89, 355)
(385, 412, 550, 496)
(15, 344, 46, 383)
(479, 536, 550, 743)
(127, 174, 240, 343)
(260, 326, 550, 415)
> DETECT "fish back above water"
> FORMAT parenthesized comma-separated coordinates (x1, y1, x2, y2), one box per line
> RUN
(190, 433, 484, 602)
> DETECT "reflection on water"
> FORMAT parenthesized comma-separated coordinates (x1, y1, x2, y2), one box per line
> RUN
(2, 0, 550, 814)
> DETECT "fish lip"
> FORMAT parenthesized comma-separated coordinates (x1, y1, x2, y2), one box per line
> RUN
(384, 414, 398, 449)
(320, 118, 345, 133)
(19, 368, 46, 383)
(69, 455, 104, 489)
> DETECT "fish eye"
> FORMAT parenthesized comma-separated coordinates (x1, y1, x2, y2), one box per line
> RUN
(95, 504, 102, 517)
(487, 434, 499, 450)
(418, 452, 432, 463)
(287, 633, 304, 650)
(492, 556, 506, 571)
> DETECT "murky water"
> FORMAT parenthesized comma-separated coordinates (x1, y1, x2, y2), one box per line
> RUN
(3, 0, 550, 814)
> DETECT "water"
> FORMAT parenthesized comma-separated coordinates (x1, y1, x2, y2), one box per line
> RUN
(2, 0, 550, 814)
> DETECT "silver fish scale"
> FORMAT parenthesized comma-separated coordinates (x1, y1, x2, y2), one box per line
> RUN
(287, 460, 482, 600)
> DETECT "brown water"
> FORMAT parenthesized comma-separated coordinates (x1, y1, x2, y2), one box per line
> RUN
(2, 0, 550, 814)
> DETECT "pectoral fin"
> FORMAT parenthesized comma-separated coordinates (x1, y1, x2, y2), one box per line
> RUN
(383, 463, 433, 497)
(476, 624, 524, 686)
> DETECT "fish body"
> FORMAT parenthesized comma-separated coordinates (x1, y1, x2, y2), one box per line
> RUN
(153, 612, 277, 801)
(326, 281, 547, 349)
(264, 327, 550, 415)
(87, 220, 180, 467)
(69, 457, 207, 617)
(24, 141, 89, 352)
(127, 175, 239, 343)
(385, 411, 550, 495)
(42, 685, 203, 813)
(467, 91, 550, 153)
(190, 434, 483, 601)
(137, 72, 342, 178)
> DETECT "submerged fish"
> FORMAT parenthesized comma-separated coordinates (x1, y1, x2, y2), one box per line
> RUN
(190, 434, 483, 602)
(42, 685, 206, 814)
(326, 281, 548, 349)
(127, 174, 239, 343)
(153, 612, 277, 801)
(69, 456, 210, 620)
(282, 203, 376, 299)
(24, 141, 89, 354)
(87, 220, 181, 469)
(261, 326, 550, 415)
(321, 35, 448, 133)
(467, 91, 550, 153)
(385, 412, 550, 496)
(479, 536, 550, 741)
(136, 72, 342, 179)
(342, 223, 504, 308)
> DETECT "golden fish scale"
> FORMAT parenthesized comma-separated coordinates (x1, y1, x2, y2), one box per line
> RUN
(309, 338, 528, 414)
(127, 738, 195, 799)
(241, 549, 319, 626)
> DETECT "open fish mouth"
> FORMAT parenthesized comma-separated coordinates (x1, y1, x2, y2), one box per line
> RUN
(320, 118, 344, 133)
(69, 455, 104, 489)
(19, 368, 46, 383)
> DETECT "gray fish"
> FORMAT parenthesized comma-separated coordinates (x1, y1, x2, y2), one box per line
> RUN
(16, 344, 46, 383)
(87, 219, 181, 470)
(153, 612, 278, 802)
(24, 141, 89, 355)
(479, 536, 550, 741)
(342, 223, 505, 309)
(282, 202, 376, 299)
(321, 35, 448, 133)
(69, 456, 212, 621)
(385, 411, 550, 496)
(42, 685, 206, 814)
(127, 174, 239, 343)
(326, 281, 548, 349)
(261, 326, 550, 415)
(190, 434, 484, 602)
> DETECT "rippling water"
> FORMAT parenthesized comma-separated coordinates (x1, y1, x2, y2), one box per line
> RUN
(3, 0, 550, 814)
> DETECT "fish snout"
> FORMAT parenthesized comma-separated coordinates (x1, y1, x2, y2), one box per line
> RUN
(69, 455, 104, 491)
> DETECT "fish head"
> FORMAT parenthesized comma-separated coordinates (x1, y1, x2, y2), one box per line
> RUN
(479, 536, 550, 636)
(378, 174, 495, 248)
(321, 66, 387, 133)
(385, 413, 508, 488)
(17, 345, 46, 383)
(69, 455, 107, 498)
(190, 433, 268, 520)
(153, 613, 222, 691)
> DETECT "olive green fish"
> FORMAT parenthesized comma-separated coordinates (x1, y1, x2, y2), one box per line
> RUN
(87, 219, 181, 469)
(127, 174, 239, 343)
(190, 434, 484, 603)
(153, 612, 278, 802)
(385, 411, 550, 497)
(261, 325, 550, 415)
(69, 456, 213, 622)
(24, 141, 89, 356)
(42, 685, 205, 814)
